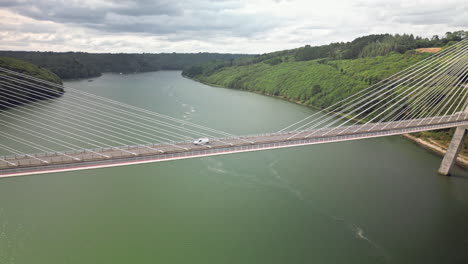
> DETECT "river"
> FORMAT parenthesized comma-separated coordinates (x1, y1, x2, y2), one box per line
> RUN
(1, 71, 468, 263)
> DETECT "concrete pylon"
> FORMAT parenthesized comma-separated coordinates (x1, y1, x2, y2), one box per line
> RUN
(438, 125, 468, 175)
(438, 104, 468, 176)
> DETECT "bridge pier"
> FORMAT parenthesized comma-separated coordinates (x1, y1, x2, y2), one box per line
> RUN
(438, 125, 468, 176)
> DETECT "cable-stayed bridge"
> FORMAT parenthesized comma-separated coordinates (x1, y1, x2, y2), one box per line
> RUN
(0, 39, 467, 178)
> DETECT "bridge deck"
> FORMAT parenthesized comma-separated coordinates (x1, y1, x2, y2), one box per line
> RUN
(1, 114, 467, 177)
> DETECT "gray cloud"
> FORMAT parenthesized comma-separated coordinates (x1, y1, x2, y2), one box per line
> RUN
(0, 0, 277, 38)
(355, 1, 466, 26)
(0, 0, 466, 53)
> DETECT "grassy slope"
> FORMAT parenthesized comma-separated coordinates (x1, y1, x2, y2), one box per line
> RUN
(194, 52, 431, 108)
(196, 59, 368, 108)
(326, 52, 431, 84)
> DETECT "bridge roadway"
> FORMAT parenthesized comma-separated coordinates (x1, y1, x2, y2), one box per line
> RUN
(1, 114, 468, 177)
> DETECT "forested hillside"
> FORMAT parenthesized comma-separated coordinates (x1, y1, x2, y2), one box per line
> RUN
(184, 31, 466, 79)
(0, 56, 63, 109)
(184, 31, 466, 110)
(183, 31, 468, 155)
(192, 52, 436, 108)
(0, 52, 252, 79)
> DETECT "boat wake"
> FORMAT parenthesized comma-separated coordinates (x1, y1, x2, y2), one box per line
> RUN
(267, 159, 390, 262)
(201, 157, 390, 262)
(350, 224, 390, 262)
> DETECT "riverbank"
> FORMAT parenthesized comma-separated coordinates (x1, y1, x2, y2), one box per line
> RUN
(403, 134, 468, 168)
(186, 75, 468, 169)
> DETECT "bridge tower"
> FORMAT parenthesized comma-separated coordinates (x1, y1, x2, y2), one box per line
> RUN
(438, 105, 468, 176)
(438, 126, 467, 175)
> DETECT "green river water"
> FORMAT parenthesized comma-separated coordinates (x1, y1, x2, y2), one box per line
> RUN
(0, 71, 468, 263)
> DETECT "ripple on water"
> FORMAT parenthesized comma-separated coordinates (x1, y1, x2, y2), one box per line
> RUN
(0, 209, 26, 264)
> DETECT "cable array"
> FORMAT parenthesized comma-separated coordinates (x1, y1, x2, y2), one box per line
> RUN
(0, 67, 242, 156)
(0, 38, 466, 161)
(279, 38, 468, 138)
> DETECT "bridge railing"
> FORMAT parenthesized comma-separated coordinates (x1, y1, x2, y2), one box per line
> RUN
(2, 114, 468, 165)
(3, 118, 468, 174)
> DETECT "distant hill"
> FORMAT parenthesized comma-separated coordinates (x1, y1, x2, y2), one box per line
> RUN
(0, 56, 63, 109)
(183, 31, 466, 109)
(0, 51, 253, 79)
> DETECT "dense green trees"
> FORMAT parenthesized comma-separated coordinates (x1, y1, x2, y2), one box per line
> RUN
(0, 52, 252, 79)
(0, 56, 62, 84)
(190, 31, 465, 69)
(293, 32, 467, 62)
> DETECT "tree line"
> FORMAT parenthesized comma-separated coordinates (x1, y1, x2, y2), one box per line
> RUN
(0, 51, 252, 79)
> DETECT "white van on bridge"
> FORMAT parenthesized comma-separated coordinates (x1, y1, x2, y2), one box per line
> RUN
(193, 138, 210, 145)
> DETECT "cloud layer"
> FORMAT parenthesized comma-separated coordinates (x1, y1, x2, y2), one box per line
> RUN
(0, 0, 466, 53)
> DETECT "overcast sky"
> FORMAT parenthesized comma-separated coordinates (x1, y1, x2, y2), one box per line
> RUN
(0, 0, 466, 54)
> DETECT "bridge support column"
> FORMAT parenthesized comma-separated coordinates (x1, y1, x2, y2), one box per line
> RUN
(438, 126, 468, 176)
